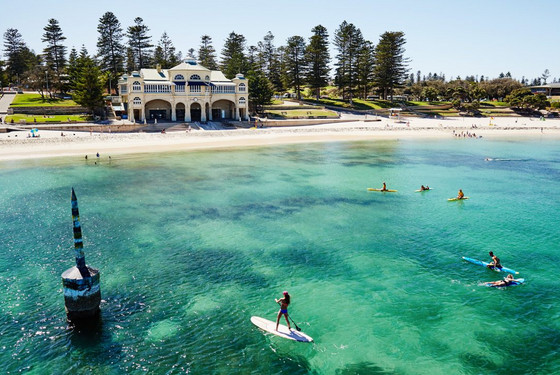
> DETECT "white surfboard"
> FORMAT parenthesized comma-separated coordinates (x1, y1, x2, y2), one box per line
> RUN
(250, 316, 313, 342)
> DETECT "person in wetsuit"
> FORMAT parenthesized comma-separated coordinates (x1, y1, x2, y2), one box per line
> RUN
(487, 251, 502, 270)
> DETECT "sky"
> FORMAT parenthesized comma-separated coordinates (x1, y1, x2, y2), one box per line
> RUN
(1, 0, 558, 82)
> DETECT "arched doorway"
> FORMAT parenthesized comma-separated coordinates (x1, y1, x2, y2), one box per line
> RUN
(145, 99, 172, 121)
(176, 103, 185, 122)
(211, 99, 235, 120)
(190, 102, 202, 122)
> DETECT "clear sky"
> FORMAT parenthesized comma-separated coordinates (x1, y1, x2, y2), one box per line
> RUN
(1, 0, 558, 81)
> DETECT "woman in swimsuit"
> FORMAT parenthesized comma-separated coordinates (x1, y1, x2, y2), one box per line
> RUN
(488, 273, 514, 286)
(275, 291, 291, 331)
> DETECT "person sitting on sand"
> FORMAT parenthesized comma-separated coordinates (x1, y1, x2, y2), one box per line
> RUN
(488, 274, 514, 286)
(381, 182, 388, 191)
(457, 189, 465, 199)
(487, 251, 502, 270)
(275, 291, 291, 331)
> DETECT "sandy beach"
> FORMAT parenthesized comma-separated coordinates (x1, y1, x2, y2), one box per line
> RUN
(1, 116, 558, 162)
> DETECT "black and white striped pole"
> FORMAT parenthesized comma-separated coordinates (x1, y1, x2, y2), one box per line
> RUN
(61, 188, 101, 320)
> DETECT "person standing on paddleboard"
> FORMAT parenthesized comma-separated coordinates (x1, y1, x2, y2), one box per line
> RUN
(275, 291, 291, 331)
(487, 251, 502, 270)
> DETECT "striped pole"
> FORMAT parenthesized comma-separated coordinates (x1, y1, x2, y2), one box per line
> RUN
(71, 187, 90, 277)
(62, 188, 101, 320)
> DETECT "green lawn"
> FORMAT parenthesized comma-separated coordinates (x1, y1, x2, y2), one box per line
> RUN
(5, 114, 92, 123)
(266, 109, 339, 118)
(406, 101, 450, 106)
(304, 98, 396, 110)
(480, 101, 508, 107)
(10, 93, 78, 107)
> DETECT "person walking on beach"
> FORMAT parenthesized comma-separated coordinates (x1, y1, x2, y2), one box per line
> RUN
(487, 251, 502, 270)
(275, 291, 291, 331)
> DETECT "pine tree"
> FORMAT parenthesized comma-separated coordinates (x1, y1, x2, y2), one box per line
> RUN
(247, 69, 274, 113)
(284, 36, 307, 100)
(97, 11, 125, 94)
(127, 17, 153, 70)
(42, 18, 67, 89)
(305, 25, 330, 99)
(257, 32, 283, 92)
(126, 47, 135, 73)
(334, 21, 364, 102)
(3, 28, 32, 85)
(67, 47, 79, 91)
(198, 35, 218, 70)
(73, 52, 104, 116)
(220, 32, 249, 79)
(373, 31, 410, 100)
(355, 40, 375, 99)
(153, 32, 179, 68)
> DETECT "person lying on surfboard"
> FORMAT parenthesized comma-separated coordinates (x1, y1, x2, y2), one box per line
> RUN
(275, 291, 291, 331)
(487, 251, 502, 270)
(457, 189, 465, 199)
(487, 273, 514, 286)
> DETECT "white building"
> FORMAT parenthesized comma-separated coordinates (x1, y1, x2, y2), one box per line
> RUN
(119, 59, 249, 123)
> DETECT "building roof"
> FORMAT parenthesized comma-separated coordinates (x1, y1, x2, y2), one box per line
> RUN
(139, 69, 169, 81)
(169, 60, 211, 72)
(528, 83, 560, 89)
(210, 71, 231, 82)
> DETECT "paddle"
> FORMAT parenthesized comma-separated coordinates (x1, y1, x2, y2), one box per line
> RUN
(276, 301, 302, 331)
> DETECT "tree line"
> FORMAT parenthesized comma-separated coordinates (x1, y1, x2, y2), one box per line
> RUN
(0, 14, 554, 115)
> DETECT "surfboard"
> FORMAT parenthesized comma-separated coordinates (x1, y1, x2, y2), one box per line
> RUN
(462, 256, 519, 274)
(448, 197, 469, 201)
(250, 316, 313, 343)
(484, 278, 525, 287)
(367, 188, 397, 192)
(415, 189, 432, 192)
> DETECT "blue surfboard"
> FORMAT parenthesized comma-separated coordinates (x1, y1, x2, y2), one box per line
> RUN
(462, 256, 519, 275)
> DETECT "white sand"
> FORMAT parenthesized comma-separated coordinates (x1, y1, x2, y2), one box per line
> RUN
(1, 116, 558, 162)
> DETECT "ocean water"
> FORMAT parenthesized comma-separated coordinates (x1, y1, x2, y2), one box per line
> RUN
(0, 137, 559, 375)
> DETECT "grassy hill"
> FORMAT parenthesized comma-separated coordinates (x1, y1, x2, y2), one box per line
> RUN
(10, 93, 78, 107)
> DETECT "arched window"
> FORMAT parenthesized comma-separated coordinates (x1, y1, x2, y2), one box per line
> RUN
(133, 97, 142, 105)
(174, 74, 185, 81)
(239, 97, 246, 104)
(238, 83, 246, 92)
(132, 81, 142, 91)
(189, 74, 201, 81)
(205, 75, 210, 81)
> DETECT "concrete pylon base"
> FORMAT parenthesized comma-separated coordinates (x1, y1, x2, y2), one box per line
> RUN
(61, 266, 101, 319)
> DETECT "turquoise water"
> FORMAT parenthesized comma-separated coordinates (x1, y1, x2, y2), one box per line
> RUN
(1, 138, 559, 374)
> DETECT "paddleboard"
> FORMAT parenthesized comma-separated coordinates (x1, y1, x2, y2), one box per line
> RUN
(484, 278, 525, 288)
(415, 189, 432, 192)
(462, 256, 519, 274)
(367, 188, 397, 192)
(448, 197, 469, 201)
(251, 316, 313, 343)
